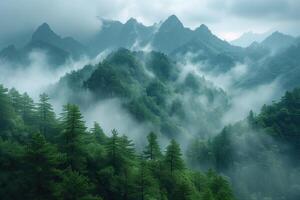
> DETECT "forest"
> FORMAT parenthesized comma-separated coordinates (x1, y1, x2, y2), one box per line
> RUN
(0, 85, 234, 200)
(0, 3, 300, 199)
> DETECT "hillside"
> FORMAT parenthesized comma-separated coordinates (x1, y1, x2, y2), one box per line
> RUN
(0, 85, 235, 200)
(53, 48, 229, 139)
(187, 88, 300, 200)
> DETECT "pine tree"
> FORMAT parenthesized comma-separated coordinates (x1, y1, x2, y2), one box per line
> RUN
(135, 159, 160, 200)
(24, 133, 62, 200)
(0, 85, 15, 135)
(55, 169, 101, 200)
(37, 93, 57, 139)
(165, 139, 184, 173)
(91, 122, 106, 144)
(20, 92, 37, 126)
(0, 138, 25, 199)
(143, 132, 162, 160)
(8, 88, 23, 115)
(119, 135, 136, 200)
(202, 188, 214, 200)
(60, 104, 86, 171)
(105, 129, 120, 170)
(105, 131, 136, 199)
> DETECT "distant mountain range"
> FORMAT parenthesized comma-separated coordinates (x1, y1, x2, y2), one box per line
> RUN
(231, 31, 271, 47)
(0, 23, 90, 66)
(0, 15, 299, 92)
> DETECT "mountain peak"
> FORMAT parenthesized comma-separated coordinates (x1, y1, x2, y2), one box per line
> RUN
(125, 18, 138, 25)
(34, 23, 54, 35)
(263, 31, 294, 42)
(194, 24, 212, 37)
(196, 24, 211, 33)
(161, 15, 183, 29)
(32, 23, 61, 43)
(39, 22, 51, 30)
(261, 31, 295, 51)
(271, 31, 284, 37)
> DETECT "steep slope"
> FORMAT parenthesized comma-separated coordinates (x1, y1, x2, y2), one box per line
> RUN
(53, 49, 229, 138)
(188, 88, 300, 200)
(261, 31, 295, 53)
(31, 23, 89, 59)
(237, 39, 300, 90)
(151, 15, 192, 53)
(170, 24, 244, 73)
(0, 45, 22, 63)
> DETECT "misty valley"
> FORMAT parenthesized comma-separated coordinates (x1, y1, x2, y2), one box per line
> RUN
(1, 12, 300, 200)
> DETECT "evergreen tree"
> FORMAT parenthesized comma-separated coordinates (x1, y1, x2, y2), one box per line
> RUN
(143, 132, 162, 160)
(20, 92, 37, 126)
(0, 139, 25, 200)
(119, 135, 136, 200)
(60, 104, 86, 171)
(24, 133, 62, 200)
(105, 129, 120, 170)
(165, 139, 184, 173)
(37, 93, 57, 139)
(0, 85, 15, 135)
(135, 159, 160, 200)
(90, 122, 106, 144)
(8, 88, 23, 115)
(55, 169, 101, 200)
(202, 188, 215, 200)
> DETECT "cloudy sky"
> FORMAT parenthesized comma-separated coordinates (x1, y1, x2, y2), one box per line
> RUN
(0, 0, 299, 43)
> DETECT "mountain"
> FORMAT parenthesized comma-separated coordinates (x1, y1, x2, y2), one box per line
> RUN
(0, 45, 21, 63)
(0, 23, 89, 67)
(261, 31, 295, 52)
(52, 48, 229, 138)
(170, 24, 244, 73)
(151, 15, 192, 53)
(31, 23, 89, 59)
(244, 41, 270, 60)
(231, 31, 270, 47)
(237, 39, 300, 90)
(187, 88, 300, 200)
(87, 15, 244, 73)
(88, 18, 154, 55)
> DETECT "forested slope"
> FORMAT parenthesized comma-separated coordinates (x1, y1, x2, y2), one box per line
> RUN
(0, 85, 235, 200)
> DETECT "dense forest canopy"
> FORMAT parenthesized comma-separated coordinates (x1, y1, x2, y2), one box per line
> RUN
(0, 85, 235, 200)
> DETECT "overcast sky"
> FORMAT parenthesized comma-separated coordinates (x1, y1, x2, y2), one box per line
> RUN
(0, 0, 299, 43)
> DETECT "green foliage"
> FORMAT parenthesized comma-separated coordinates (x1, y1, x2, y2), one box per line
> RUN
(60, 104, 87, 171)
(37, 93, 58, 140)
(90, 122, 106, 145)
(165, 139, 185, 173)
(0, 86, 235, 200)
(0, 85, 16, 135)
(24, 133, 62, 200)
(55, 169, 99, 200)
(187, 88, 300, 200)
(59, 49, 230, 138)
(143, 132, 162, 160)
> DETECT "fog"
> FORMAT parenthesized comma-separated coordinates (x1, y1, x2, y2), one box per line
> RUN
(178, 53, 285, 126)
(0, 48, 169, 149)
(222, 119, 300, 199)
